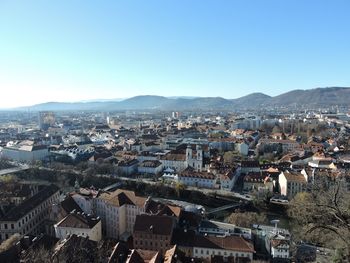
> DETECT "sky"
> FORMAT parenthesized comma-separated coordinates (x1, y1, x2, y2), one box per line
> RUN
(0, 0, 350, 108)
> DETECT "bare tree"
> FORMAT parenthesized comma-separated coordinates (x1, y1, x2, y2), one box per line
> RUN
(288, 181, 350, 260)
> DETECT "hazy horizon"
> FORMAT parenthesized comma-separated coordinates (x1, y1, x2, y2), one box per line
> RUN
(1, 1, 350, 108)
(1, 87, 349, 110)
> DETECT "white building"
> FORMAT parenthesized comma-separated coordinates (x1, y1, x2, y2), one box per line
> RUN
(192, 235, 254, 261)
(219, 169, 237, 191)
(253, 224, 290, 261)
(138, 160, 163, 175)
(235, 142, 249, 156)
(2, 140, 49, 162)
(0, 185, 60, 241)
(160, 145, 203, 173)
(199, 220, 252, 240)
(72, 189, 147, 240)
(178, 167, 216, 189)
(54, 211, 102, 242)
(279, 171, 307, 199)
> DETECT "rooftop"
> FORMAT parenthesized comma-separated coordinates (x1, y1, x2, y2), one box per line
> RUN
(1, 184, 59, 222)
(134, 214, 175, 236)
(56, 210, 100, 229)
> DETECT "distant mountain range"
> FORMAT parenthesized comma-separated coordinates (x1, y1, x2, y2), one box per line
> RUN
(16, 87, 350, 111)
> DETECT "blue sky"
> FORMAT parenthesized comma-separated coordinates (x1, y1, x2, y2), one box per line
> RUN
(0, 1, 349, 107)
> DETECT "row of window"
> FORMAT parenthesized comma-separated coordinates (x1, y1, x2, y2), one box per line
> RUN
(195, 248, 246, 258)
(135, 239, 169, 248)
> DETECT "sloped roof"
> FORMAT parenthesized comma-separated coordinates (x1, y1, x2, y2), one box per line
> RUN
(98, 189, 146, 208)
(134, 214, 175, 236)
(56, 211, 100, 229)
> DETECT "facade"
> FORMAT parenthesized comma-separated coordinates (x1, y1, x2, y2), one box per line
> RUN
(54, 211, 102, 242)
(253, 224, 290, 261)
(138, 160, 163, 175)
(241, 161, 260, 174)
(235, 142, 249, 156)
(72, 189, 147, 239)
(160, 145, 203, 173)
(133, 214, 176, 253)
(2, 140, 49, 162)
(192, 235, 254, 262)
(0, 185, 60, 241)
(219, 170, 236, 191)
(178, 168, 216, 189)
(116, 159, 139, 176)
(279, 171, 307, 199)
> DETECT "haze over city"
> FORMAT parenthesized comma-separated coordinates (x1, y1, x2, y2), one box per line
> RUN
(1, 0, 350, 107)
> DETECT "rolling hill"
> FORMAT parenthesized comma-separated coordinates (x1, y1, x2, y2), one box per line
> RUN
(15, 87, 350, 111)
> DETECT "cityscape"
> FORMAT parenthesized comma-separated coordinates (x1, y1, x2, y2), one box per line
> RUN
(1, 1, 350, 263)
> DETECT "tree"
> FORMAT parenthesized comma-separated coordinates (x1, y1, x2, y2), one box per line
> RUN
(0, 233, 21, 253)
(175, 182, 186, 197)
(288, 182, 350, 260)
(21, 246, 52, 263)
(227, 210, 268, 228)
(272, 125, 282, 134)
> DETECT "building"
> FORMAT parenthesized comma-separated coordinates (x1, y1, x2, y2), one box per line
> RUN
(133, 214, 176, 253)
(0, 184, 60, 241)
(219, 169, 237, 191)
(72, 189, 147, 240)
(199, 220, 252, 240)
(38, 111, 55, 131)
(160, 145, 204, 173)
(192, 235, 255, 261)
(279, 171, 307, 199)
(253, 224, 291, 261)
(178, 167, 216, 189)
(2, 140, 49, 162)
(116, 159, 139, 176)
(54, 210, 102, 242)
(138, 160, 163, 175)
(241, 161, 260, 174)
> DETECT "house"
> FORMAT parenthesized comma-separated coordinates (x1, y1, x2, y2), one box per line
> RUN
(241, 161, 260, 174)
(2, 140, 49, 162)
(54, 210, 102, 241)
(279, 171, 307, 199)
(253, 224, 290, 262)
(243, 172, 273, 193)
(308, 159, 336, 169)
(160, 145, 204, 173)
(192, 235, 254, 261)
(235, 142, 249, 156)
(178, 167, 217, 189)
(173, 229, 255, 262)
(133, 214, 176, 253)
(72, 189, 147, 240)
(138, 160, 163, 175)
(0, 185, 60, 241)
(116, 159, 139, 176)
(219, 170, 236, 191)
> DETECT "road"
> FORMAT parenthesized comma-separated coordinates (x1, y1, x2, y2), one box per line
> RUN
(0, 164, 30, 176)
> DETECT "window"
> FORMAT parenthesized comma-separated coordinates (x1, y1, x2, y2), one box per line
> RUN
(4, 224, 7, 229)
(11, 224, 14, 229)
